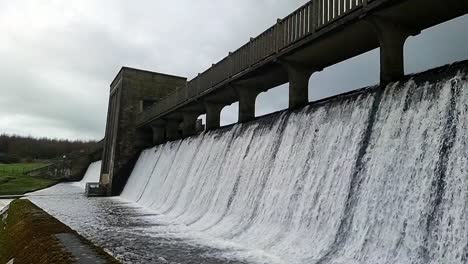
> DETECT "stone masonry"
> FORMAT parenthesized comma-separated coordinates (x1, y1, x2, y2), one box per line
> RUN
(100, 67, 186, 195)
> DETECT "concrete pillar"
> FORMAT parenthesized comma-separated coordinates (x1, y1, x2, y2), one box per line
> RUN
(368, 17, 413, 83)
(237, 87, 261, 123)
(204, 102, 224, 130)
(283, 62, 315, 109)
(166, 119, 180, 141)
(150, 123, 166, 145)
(195, 119, 205, 132)
(182, 112, 199, 137)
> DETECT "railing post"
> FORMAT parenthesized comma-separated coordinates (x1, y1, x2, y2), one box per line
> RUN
(249, 37, 254, 66)
(275, 19, 282, 53)
(228, 52, 233, 77)
(311, 0, 317, 31)
(196, 73, 201, 94)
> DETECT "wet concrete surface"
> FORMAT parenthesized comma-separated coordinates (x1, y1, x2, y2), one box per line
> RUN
(28, 184, 250, 264)
(55, 233, 107, 264)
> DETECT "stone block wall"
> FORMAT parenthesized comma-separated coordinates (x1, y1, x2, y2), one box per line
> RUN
(26, 144, 103, 181)
(101, 67, 187, 196)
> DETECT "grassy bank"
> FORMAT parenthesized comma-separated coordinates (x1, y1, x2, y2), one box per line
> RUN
(0, 163, 56, 195)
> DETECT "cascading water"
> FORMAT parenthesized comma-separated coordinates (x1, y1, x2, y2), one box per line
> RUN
(27, 63, 467, 264)
(118, 63, 468, 264)
(73, 160, 102, 189)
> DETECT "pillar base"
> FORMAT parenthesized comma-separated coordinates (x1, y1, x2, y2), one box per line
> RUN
(182, 112, 199, 137)
(204, 102, 225, 130)
(166, 119, 181, 141)
(236, 86, 262, 123)
(282, 62, 316, 109)
(367, 16, 414, 83)
(150, 122, 166, 145)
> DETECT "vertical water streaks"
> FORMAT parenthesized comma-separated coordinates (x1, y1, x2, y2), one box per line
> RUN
(118, 64, 468, 264)
(318, 70, 468, 263)
(422, 76, 461, 261)
(314, 84, 385, 264)
(425, 72, 468, 263)
(120, 90, 376, 263)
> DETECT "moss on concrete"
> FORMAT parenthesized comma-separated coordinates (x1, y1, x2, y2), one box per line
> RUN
(0, 199, 119, 264)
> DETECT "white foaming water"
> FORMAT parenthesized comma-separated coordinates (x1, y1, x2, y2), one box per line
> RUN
(0, 199, 11, 212)
(119, 71, 467, 263)
(73, 160, 102, 189)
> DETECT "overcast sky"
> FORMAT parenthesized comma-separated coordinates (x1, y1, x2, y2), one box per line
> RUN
(0, 1, 467, 140)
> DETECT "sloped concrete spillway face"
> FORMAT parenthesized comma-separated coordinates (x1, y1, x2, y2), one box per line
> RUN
(120, 64, 468, 263)
(73, 161, 102, 189)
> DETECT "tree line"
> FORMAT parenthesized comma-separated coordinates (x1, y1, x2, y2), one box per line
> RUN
(0, 134, 97, 163)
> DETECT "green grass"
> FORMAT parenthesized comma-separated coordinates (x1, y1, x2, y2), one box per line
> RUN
(0, 163, 57, 196)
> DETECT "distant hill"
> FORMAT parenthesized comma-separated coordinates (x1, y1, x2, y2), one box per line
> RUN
(0, 134, 97, 163)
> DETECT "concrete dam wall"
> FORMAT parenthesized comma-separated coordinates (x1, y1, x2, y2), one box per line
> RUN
(116, 61, 468, 263)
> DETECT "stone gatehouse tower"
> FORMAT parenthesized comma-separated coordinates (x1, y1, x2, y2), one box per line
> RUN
(100, 67, 186, 195)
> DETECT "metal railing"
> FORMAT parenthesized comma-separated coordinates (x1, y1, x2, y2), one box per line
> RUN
(139, 0, 376, 125)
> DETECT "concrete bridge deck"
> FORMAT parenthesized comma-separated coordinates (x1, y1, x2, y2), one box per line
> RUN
(136, 0, 468, 143)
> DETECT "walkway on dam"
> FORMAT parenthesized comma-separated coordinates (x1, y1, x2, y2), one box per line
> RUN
(136, 0, 468, 144)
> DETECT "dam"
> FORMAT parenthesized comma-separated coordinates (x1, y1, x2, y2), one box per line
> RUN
(29, 60, 468, 263)
(96, 0, 468, 196)
(18, 0, 468, 263)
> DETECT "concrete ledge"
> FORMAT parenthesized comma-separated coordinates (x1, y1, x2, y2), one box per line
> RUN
(0, 199, 119, 264)
(0, 195, 23, 199)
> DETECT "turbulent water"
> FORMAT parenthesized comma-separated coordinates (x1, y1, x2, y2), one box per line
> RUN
(73, 160, 102, 189)
(31, 63, 468, 264)
(119, 64, 468, 264)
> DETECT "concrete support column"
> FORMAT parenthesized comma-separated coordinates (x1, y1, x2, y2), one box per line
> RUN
(166, 119, 180, 141)
(283, 62, 316, 109)
(368, 17, 413, 83)
(204, 102, 224, 130)
(150, 122, 166, 145)
(182, 112, 199, 137)
(237, 87, 261, 123)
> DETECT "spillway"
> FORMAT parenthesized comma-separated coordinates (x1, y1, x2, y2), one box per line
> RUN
(29, 62, 468, 264)
(119, 62, 468, 263)
(73, 160, 102, 189)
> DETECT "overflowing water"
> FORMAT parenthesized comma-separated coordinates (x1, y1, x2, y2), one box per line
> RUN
(31, 63, 468, 263)
(73, 160, 102, 189)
